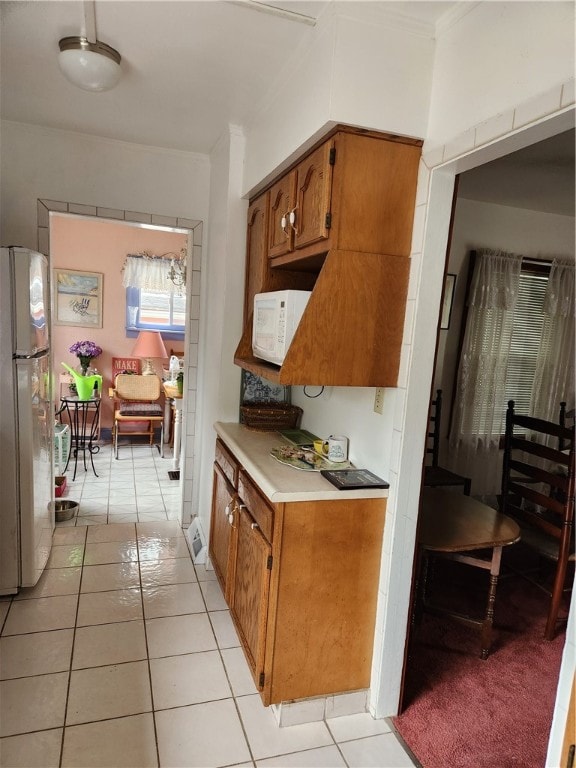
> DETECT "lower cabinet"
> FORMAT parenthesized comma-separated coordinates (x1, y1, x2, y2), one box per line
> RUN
(209, 437, 386, 706)
(209, 462, 235, 596)
(228, 503, 271, 684)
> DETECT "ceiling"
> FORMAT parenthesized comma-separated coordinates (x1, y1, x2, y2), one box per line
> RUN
(1, 1, 573, 216)
(458, 129, 575, 217)
(0, 0, 455, 154)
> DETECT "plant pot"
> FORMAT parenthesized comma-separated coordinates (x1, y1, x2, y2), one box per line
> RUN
(55, 476, 67, 498)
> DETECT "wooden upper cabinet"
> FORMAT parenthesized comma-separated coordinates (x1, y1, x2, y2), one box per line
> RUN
(244, 193, 269, 326)
(267, 173, 296, 259)
(293, 141, 334, 251)
(235, 126, 423, 387)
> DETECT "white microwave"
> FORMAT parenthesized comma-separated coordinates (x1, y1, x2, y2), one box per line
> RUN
(252, 290, 311, 366)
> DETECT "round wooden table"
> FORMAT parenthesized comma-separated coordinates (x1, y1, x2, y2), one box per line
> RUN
(417, 487, 520, 659)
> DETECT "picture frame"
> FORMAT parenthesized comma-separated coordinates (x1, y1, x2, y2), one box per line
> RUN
(440, 273, 456, 330)
(53, 268, 103, 328)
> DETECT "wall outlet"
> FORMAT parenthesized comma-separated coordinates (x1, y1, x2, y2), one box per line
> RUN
(374, 387, 385, 415)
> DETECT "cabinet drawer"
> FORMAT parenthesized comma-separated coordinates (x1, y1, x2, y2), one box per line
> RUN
(215, 438, 239, 488)
(238, 471, 274, 543)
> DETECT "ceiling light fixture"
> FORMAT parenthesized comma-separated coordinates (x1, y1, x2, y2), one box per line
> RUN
(58, 1, 121, 92)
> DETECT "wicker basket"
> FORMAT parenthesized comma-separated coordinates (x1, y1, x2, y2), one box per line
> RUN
(240, 403, 303, 431)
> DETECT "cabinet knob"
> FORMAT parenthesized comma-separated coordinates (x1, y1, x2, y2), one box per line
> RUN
(280, 213, 290, 239)
(251, 522, 259, 530)
(288, 207, 298, 233)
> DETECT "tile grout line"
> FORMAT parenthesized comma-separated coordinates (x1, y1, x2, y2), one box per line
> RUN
(59, 523, 87, 768)
(135, 522, 162, 768)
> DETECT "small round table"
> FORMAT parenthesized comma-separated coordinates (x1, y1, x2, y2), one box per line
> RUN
(58, 395, 101, 481)
(417, 487, 520, 659)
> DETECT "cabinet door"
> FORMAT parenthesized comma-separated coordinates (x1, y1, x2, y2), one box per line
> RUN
(229, 504, 271, 688)
(293, 141, 334, 251)
(208, 462, 235, 596)
(267, 171, 296, 259)
(244, 193, 269, 326)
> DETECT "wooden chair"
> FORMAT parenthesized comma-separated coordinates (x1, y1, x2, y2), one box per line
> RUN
(110, 374, 164, 459)
(559, 401, 575, 451)
(500, 400, 575, 640)
(424, 389, 472, 495)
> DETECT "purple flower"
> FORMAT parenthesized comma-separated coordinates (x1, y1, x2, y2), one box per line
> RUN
(69, 340, 102, 359)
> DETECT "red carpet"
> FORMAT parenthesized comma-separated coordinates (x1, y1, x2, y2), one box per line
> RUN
(394, 557, 566, 768)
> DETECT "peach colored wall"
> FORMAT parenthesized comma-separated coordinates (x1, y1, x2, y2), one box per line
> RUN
(50, 214, 187, 429)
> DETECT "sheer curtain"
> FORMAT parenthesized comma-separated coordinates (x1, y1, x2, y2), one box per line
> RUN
(449, 249, 523, 494)
(530, 260, 575, 422)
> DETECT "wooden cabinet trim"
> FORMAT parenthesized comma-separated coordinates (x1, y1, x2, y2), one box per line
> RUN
(249, 124, 422, 205)
(209, 462, 237, 596)
(238, 470, 275, 543)
(215, 438, 240, 488)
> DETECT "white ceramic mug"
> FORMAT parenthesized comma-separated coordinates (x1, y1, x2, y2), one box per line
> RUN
(327, 435, 348, 463)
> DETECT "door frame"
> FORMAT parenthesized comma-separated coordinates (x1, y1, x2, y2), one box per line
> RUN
(371, 103, 575, 722)
(38, 198, 204, 526)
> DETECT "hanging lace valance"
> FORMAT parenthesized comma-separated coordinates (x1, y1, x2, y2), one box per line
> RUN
(468, 249, 523, 310)
(122, 253, 177, 295)
(543, 260, 575, 318)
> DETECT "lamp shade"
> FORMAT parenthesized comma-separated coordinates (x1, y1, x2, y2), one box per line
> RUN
(58, 37, 121, 92)
(132, 331, 168, 375)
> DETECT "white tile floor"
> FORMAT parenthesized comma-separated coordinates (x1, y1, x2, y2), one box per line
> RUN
(0, 443, 418, 767)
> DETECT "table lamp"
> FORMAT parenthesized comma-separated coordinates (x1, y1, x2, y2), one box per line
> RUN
(132, 331, 168, 375)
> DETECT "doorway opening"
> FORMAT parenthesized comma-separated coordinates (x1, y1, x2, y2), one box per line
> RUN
(39, 199, 203, 527)
(394, 125, 575, 766)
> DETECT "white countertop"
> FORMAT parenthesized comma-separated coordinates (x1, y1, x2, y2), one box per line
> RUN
(214, 422, 389, 503)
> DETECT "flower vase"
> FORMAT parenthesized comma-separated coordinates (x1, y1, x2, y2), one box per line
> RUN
(78, 356, 92, 375)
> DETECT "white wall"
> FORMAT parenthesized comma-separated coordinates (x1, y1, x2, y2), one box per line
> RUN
(243, 5, 434, 194)
(0, 120, 210, 249)
(195, 126, 247, 536)
(427, 1, 575, 147)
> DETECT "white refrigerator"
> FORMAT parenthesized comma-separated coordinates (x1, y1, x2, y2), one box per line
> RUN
(0, 246, 54, 594)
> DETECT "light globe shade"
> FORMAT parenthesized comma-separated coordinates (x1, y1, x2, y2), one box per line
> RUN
(132, 331, 168, 375)
(58, 37, 121, 92)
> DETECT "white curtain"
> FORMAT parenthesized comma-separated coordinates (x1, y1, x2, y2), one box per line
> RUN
(449, 249, 523, 494)
(530, 260, 575, 422)
(122, 254, 174, 294)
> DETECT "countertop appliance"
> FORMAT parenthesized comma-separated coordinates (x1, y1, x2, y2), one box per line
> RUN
(0, 246, 54, 593)
(252, 289, 311, 366)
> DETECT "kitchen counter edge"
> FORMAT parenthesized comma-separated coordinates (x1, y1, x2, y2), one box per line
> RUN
(214, 422, 389, 503)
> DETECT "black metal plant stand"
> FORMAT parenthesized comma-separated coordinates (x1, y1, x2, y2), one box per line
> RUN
(58, 395, 101, 481)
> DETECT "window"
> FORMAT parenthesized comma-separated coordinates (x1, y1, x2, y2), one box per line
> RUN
(468, 267, 550, 436)
(126, 286, 185, 338)
(502, 270, 548, 415)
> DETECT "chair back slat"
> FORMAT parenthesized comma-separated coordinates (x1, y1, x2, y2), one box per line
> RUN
(426, 389, 442, 466)
(509, 457, 570, 495)
(115, 374, 161, 401)
(500, 399, 575, 639)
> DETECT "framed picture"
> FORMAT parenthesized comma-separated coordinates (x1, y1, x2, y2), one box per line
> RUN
(440, 273, 456, 330)
(53, 268, 103, 328)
